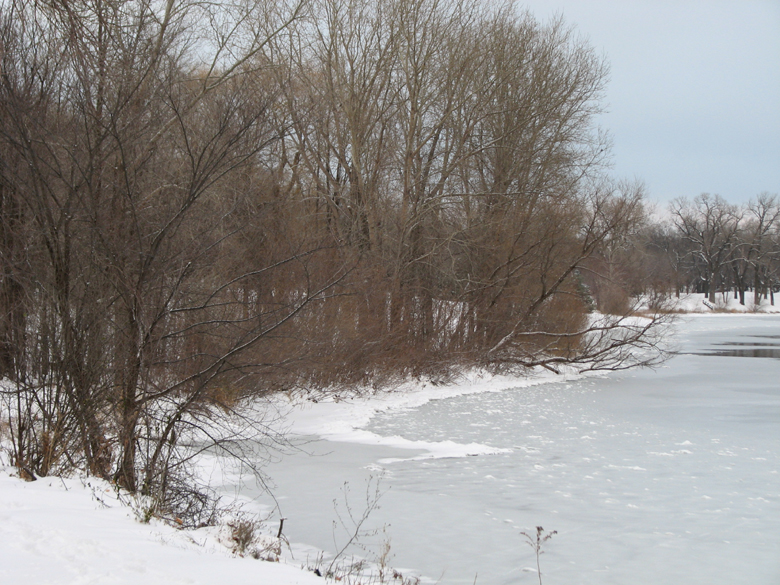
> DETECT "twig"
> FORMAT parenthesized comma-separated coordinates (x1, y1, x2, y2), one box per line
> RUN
(520, 526, 557, 585)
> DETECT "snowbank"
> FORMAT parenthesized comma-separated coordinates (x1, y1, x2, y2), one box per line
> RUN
(0, 466, 322, 585)
(273, 367, 587, 460)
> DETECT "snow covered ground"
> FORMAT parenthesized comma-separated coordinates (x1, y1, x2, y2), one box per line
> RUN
(2, 312, 779, 584)
(649, 291, 780, 313)
(0, 466, 323, 585)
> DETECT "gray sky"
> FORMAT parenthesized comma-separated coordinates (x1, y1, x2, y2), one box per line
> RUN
(519, 0, 780, 207)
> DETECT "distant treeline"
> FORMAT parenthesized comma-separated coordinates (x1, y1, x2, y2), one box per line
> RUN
(586, 193, 780, 313)
(645, 194, 780, 307)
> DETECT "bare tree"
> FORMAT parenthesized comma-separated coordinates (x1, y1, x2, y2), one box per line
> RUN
(744, 193, 780, 305)
(483, 181, 669, 372)
(669, 194, 741, 304)
(0, 0, 333, 505)
(268, 0, 666, 373)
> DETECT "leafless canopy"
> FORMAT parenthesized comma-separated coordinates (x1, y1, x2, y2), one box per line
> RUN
(0, 0, 669, 514)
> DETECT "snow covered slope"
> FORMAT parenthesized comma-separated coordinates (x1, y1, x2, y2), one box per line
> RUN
(0, 467, 322, 585)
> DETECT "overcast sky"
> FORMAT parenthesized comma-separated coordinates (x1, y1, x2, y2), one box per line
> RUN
(519, 0, 780, 208)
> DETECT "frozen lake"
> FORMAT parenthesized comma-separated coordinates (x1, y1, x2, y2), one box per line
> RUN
(247, 315, 780, 584)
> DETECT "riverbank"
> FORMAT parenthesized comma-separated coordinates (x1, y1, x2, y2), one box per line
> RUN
(2, 312, 778, 584)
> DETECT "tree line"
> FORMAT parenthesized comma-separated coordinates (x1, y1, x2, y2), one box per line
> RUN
(618, 193, 780, 310)
(0, 0, 667, 518)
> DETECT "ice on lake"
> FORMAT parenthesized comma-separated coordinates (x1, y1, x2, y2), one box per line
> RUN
(242, 316, 780, 584)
